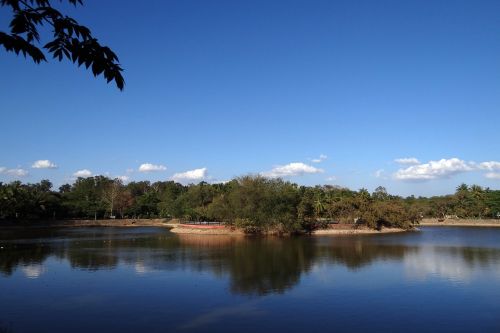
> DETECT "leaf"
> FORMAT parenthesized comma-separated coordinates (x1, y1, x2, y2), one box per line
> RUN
(0, 32, 46, 63)
(1, 0, 125, 91)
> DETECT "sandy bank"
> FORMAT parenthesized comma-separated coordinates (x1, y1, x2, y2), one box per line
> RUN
(169, 224, 407, 236)
(1, 219, 409, 235)
(420, 218, 500, 227)
(169, 225, 244, 235)
(312, 227, 407, 235)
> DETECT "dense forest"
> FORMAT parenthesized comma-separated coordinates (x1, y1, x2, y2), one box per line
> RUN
(1, 176, 499, 232)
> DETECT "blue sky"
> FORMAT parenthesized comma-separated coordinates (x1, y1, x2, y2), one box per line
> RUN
(1, 0, 499, 196)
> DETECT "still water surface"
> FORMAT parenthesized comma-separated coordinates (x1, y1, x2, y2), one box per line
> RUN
(1, 227, 500, 332)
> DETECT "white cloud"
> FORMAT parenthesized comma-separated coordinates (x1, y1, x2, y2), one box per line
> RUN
(73, 169, 92, 178)
(7, 168, 28, 177)
(0, 166, 29, 177)
(374, 169, 385, 178)
(394, 157, 420, 165)
(172, 168, 208, 183)
(261, 162, 323, 178)
(32, 159, 58, 169)
(138, 163, 167, 173)
(485, 172, 500, 180)
(4, 168, 29, 177)
(478, 161, 500, 171)
(393, 158, 473, 181)
(116, 175, 130, 182)
(374, 169, 390, 180)
(393, 158, 500, 181)
(211, 179, 230, 184)
(311, 154, 328, 163)
(325, 176, 337, 181)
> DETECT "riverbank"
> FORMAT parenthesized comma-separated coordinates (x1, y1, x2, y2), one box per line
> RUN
(312, 227, 407, 235)
(0, 218, 177, 228)
(169, 224, 245, 235)
(169, 224, 407, 236)
(420, 218, 500, 227)
(0, 219, 408, 235)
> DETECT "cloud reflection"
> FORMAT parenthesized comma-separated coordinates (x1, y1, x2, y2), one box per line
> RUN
(404, 246, 500, 283)
(21, 264, 46, 279)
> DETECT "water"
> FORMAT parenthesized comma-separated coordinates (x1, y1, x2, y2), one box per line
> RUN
(1, 227, 499, 333)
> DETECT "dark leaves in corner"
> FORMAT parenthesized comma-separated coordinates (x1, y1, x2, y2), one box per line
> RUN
(0, 0, 124, 90)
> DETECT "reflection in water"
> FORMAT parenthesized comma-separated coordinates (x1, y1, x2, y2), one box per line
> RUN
(134, 260, 150, 275)
(1, 228, 500, 294)
(222, 237, 315, 295)
(0, 242, 53, 277)
(21, 264, 46, 279)
(314, 237, 409, 269)
(66, 247, 119, 271)
(404, 246, 500, 282)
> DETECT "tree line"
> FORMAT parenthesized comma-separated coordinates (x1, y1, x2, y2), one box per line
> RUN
(1, 176, 499, 232)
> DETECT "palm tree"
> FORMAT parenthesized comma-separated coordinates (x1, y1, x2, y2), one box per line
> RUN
(313, 197, 325, 218)
(470, 185, 486, 218)
(456, 183, 469, 194)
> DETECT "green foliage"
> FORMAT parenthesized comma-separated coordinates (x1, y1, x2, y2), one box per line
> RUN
(485, 190, 500, 218)
(402, 184, 499, 219)
(2, 176, 498, 231)
(0, 180, 60, 219)
(359, 200, 420, 230)
(206, 176, 301, 233)
(234, 218, 260, 234)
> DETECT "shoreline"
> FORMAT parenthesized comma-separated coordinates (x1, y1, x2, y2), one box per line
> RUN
(0, 218, 176, 228)
(170, 224, 408, 236)
(311, 227, 408, 235)
(170, 225, 245, 235)
(0, 220, 407, 236)
(420, 218, 500, 227)
(4, 217, 500, 234)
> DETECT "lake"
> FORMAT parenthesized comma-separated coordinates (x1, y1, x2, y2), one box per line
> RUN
(1, 226, 499, 333)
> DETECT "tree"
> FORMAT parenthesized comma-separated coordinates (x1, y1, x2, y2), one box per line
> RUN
(63, 176, 107, 219)
(101, 178, 122, 218)
(297, 188, 315, 222)
(115, 189, 133, 218)
(313, 195, 325, 218)
(485, 190, 500, 218)
(0, 180, 60, 219)
(157, 181, 185, 218)
(0, 0, 124, 90)
(372, 186, 389, 201)
(469, 185, 487, 217)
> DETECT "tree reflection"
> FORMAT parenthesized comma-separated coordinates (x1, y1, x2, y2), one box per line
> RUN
(66, 248, 119, 271)
(0, 243, 52, 276)
(1, 228, 500, 294)
(216, 237, 316, 295)
(314, 237, 409, 269)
